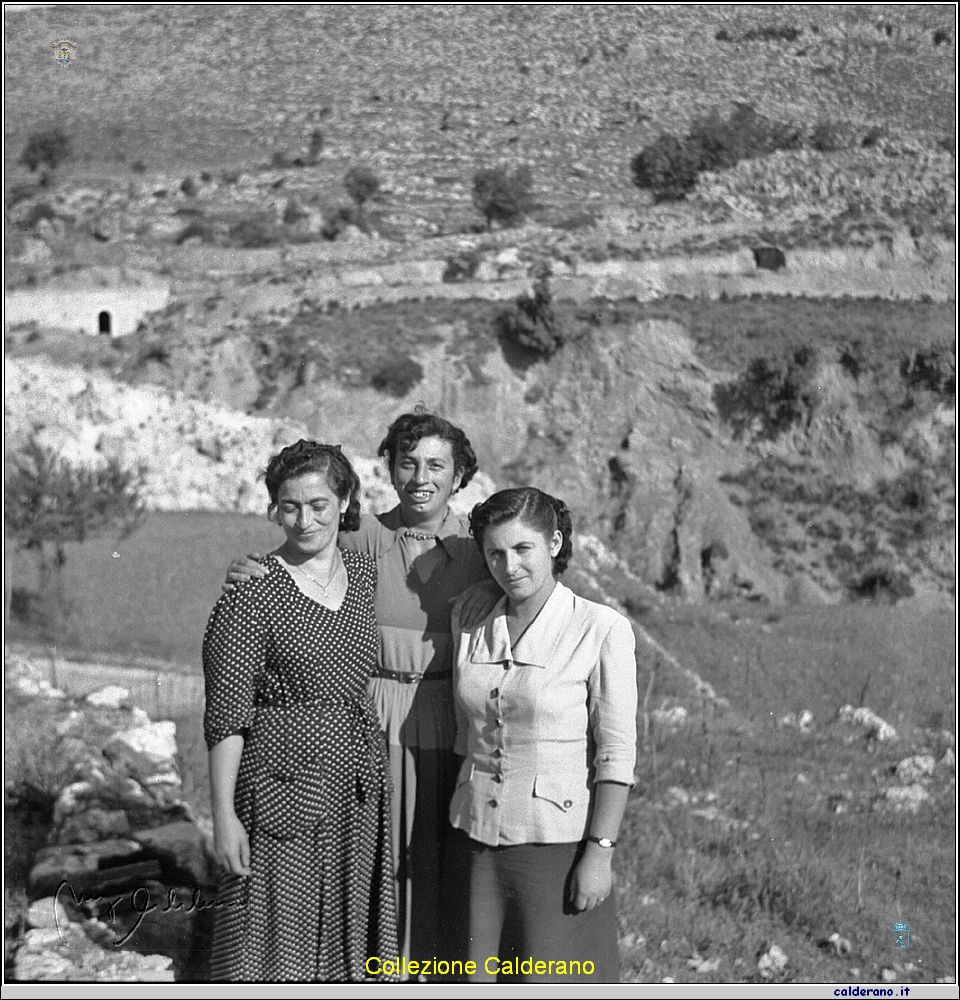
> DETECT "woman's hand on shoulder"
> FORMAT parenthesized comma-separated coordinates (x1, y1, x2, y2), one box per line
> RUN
(222, 553, 269, 594)
(569, 845, 614, 912)
(213, 810, 251, 877)
(451, 579, 502, 630)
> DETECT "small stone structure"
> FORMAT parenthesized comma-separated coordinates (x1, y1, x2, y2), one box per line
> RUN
(6, 277, 169, 337)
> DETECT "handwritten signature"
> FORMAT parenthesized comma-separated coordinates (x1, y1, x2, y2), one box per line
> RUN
(54, 880, 241, 948)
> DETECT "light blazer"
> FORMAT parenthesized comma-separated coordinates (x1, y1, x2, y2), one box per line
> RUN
(449, 581, 638, 847)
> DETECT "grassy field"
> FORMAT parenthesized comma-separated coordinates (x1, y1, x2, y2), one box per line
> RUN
(6, 510, 955, 983)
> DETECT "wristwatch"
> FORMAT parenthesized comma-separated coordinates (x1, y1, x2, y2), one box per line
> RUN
(588, 835, 616, 848)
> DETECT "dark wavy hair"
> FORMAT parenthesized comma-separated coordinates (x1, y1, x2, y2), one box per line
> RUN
(377, 408, 478, 490)
(262, 440, 362, 532)
(468, 487, 573, 576)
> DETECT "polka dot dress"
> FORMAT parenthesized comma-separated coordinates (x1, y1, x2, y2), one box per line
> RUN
(203, 550, 399, 982)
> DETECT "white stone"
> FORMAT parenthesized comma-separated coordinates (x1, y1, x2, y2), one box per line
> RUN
(85, 685, 132, 709)
(26, 897, 69, 930)
(883, 784, 931, 813)
(108, 720, 177, 766)
(895, 754, 935, 784)
(758, 944, 788, 979)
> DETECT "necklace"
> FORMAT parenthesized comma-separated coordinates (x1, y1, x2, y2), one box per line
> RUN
(404, 530, 436, 541)
(287, 554, 342, 596)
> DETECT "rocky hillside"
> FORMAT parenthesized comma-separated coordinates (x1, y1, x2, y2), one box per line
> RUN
(4, 4, 955, 608)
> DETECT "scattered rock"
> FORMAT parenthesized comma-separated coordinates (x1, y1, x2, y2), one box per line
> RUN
(85, 686, 134, 710)
(880, 784, 931, 813)
(895, 754, 935, 784)
(779, 710, 814, 732)
(837, 705, 898, 742)
(881, 968, 897, 982)
(758, 943, 788, 979)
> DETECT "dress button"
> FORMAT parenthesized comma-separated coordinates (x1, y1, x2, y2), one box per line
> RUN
(489, 799, 498, 808)
(563, 799, 573, 808)
(493, 773, 503, 783)
(495, 718, 503, 727)
(490, 688, 499, 699)
(491, 748, 502, 759)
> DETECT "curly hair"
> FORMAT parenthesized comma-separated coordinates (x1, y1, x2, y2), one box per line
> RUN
(262, 440, 361, 532)
(468, 487, 573, 576)
(377, 408, 478, 489)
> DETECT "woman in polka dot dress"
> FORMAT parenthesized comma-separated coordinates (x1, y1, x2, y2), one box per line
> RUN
(203, 441, 398, 982)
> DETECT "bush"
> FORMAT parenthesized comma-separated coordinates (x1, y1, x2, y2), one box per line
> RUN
(742, 24, 802, 43)
(496, 273, 565, 358)
(630, 134, 700, 201)
(6, 436, 145, 619)
(19, 128, 70, 173)
(472, 165, 533, 229)
(810, 121, 842, 153)
(370, 355, 423, 397)
(846, 562, 914, 603)
(713, 347, 820, 441)
(320, 205, 357, 241)
(180, 176, 197, 196)
(632, 105, 803, 201)
(344, 166, 381, 209)
(229, 216, 281, 248)
(900, 342, 955, 396)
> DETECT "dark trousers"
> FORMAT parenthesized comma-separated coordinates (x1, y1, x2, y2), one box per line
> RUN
(444, 827, 620, 983)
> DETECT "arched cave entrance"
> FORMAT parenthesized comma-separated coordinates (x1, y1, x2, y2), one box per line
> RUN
(98, 310, 112, 336)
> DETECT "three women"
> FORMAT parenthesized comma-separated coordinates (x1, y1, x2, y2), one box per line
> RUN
(213, 416, 639, 982)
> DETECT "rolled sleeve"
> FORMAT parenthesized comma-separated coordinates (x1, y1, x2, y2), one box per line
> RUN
(589, 615, 638, 785)
(202, 586, 265, 749)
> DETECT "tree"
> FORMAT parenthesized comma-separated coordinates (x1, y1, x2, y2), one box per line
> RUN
(472, 165, 533, 229)
(6, 436, 146, 620)
(630, 134, 700, 202)
(343, 166, 382, 228)
(19, 128, 70, 174)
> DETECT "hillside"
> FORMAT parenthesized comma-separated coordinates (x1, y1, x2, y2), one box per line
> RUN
(5, 4, 955, 607)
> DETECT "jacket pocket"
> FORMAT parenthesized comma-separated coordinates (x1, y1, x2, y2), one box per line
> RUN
(532, 772, 589, 813)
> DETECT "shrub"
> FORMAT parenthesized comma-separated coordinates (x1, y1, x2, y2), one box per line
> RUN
(900, 342, 955, 396)
(632, 105, 802, 201)
(630, 134, 700, 201)
(282, 198, 309, 226)
(19, 128, 70, 173)
(472, 165, 533, 229)
(496, 273, 565, 358)
(742, 24, 802, 43)
(810, 121, 842, 153)
(344, 166, 381, 210)
(713, 347, 820, 441)
(229, 216, 281, 248)
(320, 205, 357, 241)
(180, 176, 197, 197)
(846, 562, 914, 603)
(6, 436, 145, 620)
(370, 355, 423, 397)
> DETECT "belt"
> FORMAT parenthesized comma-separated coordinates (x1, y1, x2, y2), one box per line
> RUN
(372, 668, 452, 684)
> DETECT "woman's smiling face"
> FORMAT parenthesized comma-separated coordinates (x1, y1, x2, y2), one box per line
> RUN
(275, 472, 346, 559)
(481, 517, 561, 610)
(392, 435, 462, 529)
